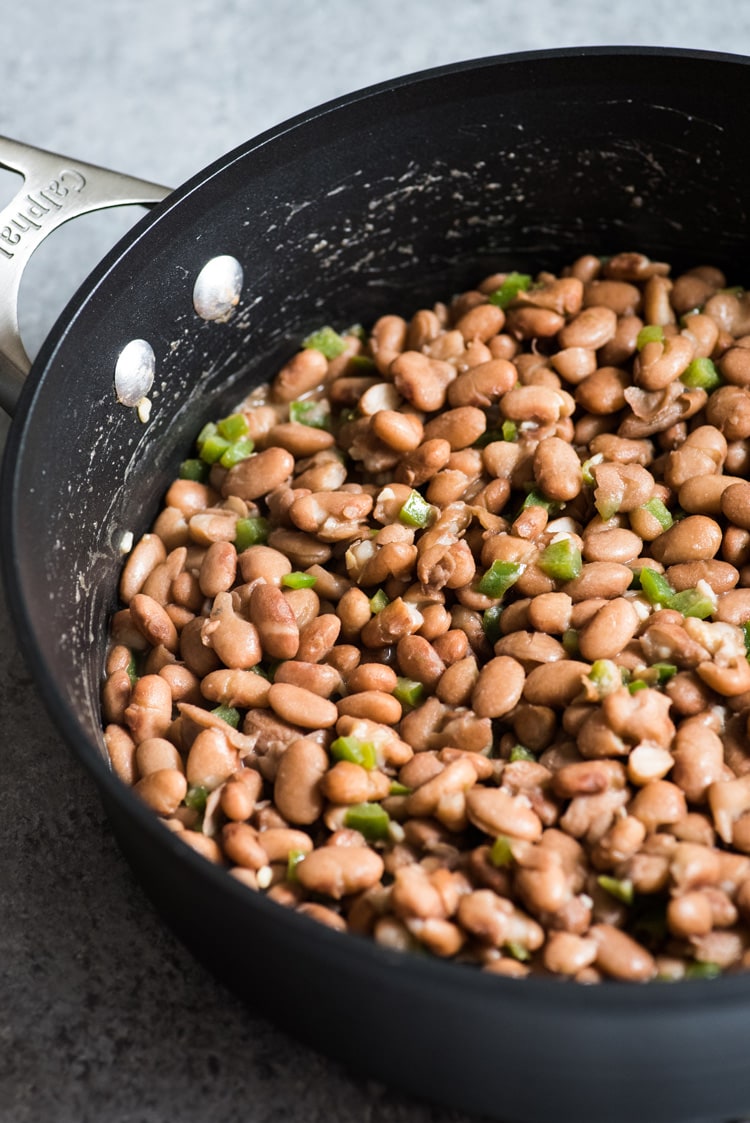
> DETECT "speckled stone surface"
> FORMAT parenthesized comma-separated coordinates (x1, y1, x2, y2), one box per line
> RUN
(2, 4, 750, 1122)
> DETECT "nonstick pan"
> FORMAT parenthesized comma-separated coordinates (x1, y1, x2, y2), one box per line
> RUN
(3, 47, 750, 1123)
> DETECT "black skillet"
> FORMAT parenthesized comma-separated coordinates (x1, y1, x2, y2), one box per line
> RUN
(3, 47, 750, 1123)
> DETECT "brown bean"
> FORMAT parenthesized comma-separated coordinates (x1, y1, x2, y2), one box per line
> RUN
(575, 367, 629, 414)
(297, 846, 384, 899)
(267, 683, 338, 729)
(423, 407, 487, 450)
(104, 724, 138, 786)
(523, 660, 590, 707)
(558, 306, 617, 349)
(465, 787, 542, 842)
(721, 481, 750, 530)
(124, 674, 173, 743)
(120, 534, 167, 604)
(447, 359, 517, 408)
(130, 593, 179, 654)
(706, 386, 750, 441)
(198, 541, 237, 598)
(666, 560, 738, 595)
(238, 545, 293, 586)
(201, 667, 271, 709)
(135, 737, 183, 777)
(370, 410, 424, 452)
(249, 582, 300, 660)
(562, 562, 634, 601)
(273, 660, 341, 698)
(532, 437, 582, 501)
(272, 347, 328, 401)
(650, 516, 722, 564)
(455, 302, 506, 342)
(134, 769, 187, 816)
(222, 447, 295, 501)
(577, 598, 639, 662)
(391, 351, 457, 411)
(393, 634, 444, 689)
(466, 656, 524, 719)
(590, 924, 656, 981)
(186, 728, 237, 790)
(337, 691, 402, 725)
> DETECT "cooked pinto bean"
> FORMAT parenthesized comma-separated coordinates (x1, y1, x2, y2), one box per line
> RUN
(107, 251, 750, 983)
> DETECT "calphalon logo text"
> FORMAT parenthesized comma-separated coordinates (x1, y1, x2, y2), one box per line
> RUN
(0, 169, 86, 259)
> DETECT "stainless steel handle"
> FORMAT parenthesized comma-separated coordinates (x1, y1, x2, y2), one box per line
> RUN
(0, 135, 171, 415)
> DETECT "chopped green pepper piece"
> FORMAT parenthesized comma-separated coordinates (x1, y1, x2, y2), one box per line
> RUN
(522, 489, 563, 515)
(502, 419, 518, 442)
(504, 941, 531, 962)
(652, 661, 678, 683)
(185, 786, 208, 813)
(219, 437, 255, 469)
(348, 353, 376, 372)
(640, 497, 673, 531)
(330, 736, 377, 770)
(638, 567, 675, 606)
(668, 587, 715, 619)
(685, 961, 722, 980)
(199, 432, 231, 464)
(234, 517, 270, 551)
(478, 560, 524, 598)
(302, 325, 347, 359)
(196, 421, 218, 449)
(597, 875, 635, 905)
(344, 802, 391, 842)
(581, 453, 604, 487)
(217, 412, 250, 441)
(627, 679, 649, 694)
(743, 622, 750, 659)
(681, 357, 722, 391)
(509, 744, 536, 763)
(488, 271, 532, 309)
(281, 571, 317, 589)
(490, 835, 514, 868)
(587, 659, 625, 698)
(179, 458, 210, 482)
(473, 427, 505, 449)
(393, 677, 425, 709)
(562, 628, 579, 656)
(482, 603, 504, 645)
(539, 539, 582, 582)
(594, 492, 621, 521)
(389, 780, 412, 796)
(286, 849, 306, 881)
(369, 588, 389, 614)
(125, 653, 139, 688)
(289, 398, 331, 429)
(399, 489, 434, 529)
(211, 704, 240, 728)
(631, 662, 678, 689)
(636, 324, 665, 350)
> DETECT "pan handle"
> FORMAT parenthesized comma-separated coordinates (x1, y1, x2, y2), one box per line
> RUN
(0, 135, 171, 415)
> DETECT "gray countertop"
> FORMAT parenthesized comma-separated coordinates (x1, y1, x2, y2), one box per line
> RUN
(3, 4, 750, 1121)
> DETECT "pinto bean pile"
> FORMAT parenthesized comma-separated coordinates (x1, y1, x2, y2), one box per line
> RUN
(103, 251, 750, 983)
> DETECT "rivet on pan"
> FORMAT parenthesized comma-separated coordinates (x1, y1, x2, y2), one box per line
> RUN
(193, 254, 244, 321)
(115, 339, 156, 407)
